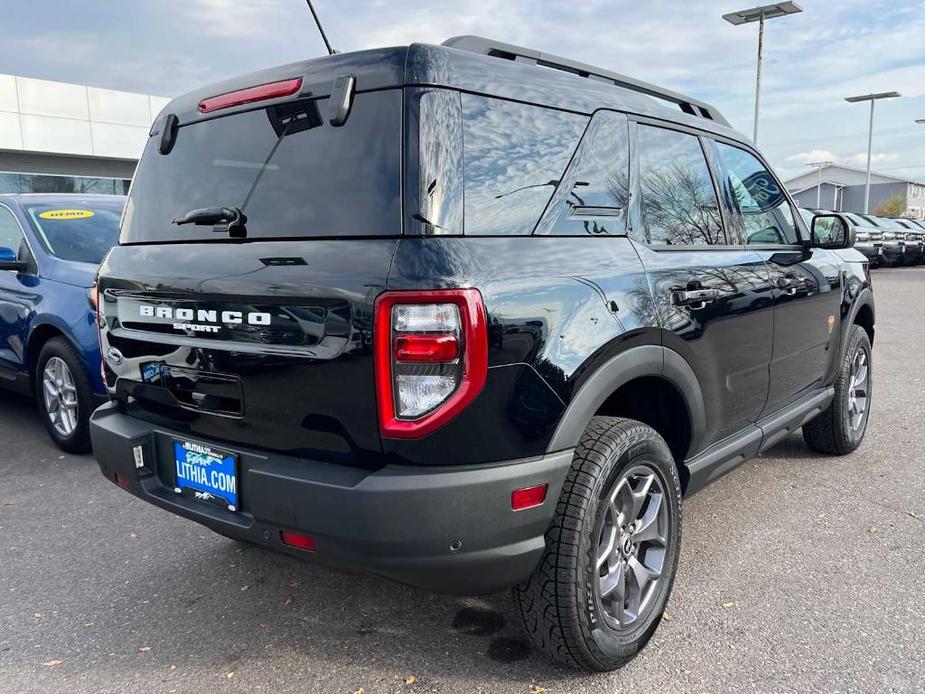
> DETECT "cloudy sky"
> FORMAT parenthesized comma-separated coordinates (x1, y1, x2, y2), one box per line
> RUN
(2, 0, 924, 182)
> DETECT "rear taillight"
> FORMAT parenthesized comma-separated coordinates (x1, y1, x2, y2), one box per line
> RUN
(198, 77, 303, 113)
(375, 290, 488, 438)
(92, 281, 110, 388)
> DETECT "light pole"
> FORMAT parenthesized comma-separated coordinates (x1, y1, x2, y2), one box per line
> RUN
(806, 161, 832, 208)
(723, 2, 803, 144)
(845, 91, 902, 213)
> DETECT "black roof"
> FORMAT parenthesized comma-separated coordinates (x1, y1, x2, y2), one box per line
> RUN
(160, 37, 743, 144)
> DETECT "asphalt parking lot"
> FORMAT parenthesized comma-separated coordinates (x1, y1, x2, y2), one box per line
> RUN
(1, 268, 923, 694)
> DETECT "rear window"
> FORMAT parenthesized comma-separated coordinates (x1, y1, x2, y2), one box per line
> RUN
(121, 90, 402, 243)
(24, 200, 124, 264)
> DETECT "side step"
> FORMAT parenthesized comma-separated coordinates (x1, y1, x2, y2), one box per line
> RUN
(683, 387, 834, 495)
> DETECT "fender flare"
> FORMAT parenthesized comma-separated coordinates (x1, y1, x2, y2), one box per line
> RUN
(842, 286, 875, 353)
(546, 345, 706, 455)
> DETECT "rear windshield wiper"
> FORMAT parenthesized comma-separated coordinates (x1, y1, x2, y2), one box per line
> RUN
(172, 206, 247, 238)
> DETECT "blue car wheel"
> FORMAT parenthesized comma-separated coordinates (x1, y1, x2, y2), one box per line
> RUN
(35, 337, 94, 453)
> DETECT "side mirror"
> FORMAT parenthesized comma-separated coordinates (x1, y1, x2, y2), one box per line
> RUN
(0, 246, 27, 273)
(811, 213, 855, 249)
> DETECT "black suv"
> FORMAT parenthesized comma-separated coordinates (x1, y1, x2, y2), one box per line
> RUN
(91, 37, 875, 671)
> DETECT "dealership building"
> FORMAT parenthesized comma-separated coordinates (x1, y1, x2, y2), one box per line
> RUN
(785, 163, 925, 219)
(0, 73, 168, 195)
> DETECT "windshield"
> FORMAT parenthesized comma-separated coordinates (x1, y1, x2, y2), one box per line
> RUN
(24, 199, 124, 264)
(844, 213, 873, 227)
(121, 90, 401, 243)
(873, 217, 903, 229)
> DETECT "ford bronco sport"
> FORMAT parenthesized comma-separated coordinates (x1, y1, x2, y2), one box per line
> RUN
(91, 37, 875, 671)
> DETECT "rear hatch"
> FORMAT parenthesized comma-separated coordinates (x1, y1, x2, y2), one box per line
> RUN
(98, 57, 405, 467)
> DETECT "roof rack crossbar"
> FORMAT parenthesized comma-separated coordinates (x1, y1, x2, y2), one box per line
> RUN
(442, 35, 730, 127)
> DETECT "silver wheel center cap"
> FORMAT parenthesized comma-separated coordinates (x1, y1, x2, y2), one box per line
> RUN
(622, 536, 634, 556)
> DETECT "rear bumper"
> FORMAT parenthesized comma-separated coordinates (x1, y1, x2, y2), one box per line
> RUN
(90, 402, 572, 595)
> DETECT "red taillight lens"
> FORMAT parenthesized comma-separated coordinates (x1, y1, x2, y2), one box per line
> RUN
(198, 77, 303, 113)
(280, 530, 316, 552)
(115, 473, 132, 490)
(394, 334, 459, 362)
(374, 289, 488, 439)
(511, 484, 548, 511)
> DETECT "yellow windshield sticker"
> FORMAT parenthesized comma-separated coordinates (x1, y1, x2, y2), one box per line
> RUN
(38, 209, 95, 220)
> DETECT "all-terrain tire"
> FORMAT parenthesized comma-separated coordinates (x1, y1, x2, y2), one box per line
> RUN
(513, 416, 682, 671)
(803, 324, 872, 455)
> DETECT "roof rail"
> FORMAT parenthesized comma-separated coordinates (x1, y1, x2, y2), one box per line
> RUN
(442, 35, 730, 127)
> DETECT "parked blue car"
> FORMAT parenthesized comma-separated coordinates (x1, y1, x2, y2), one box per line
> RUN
(0, 194, 124, 452)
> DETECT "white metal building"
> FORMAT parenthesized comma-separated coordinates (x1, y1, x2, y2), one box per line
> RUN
(0, 73, 169, 195)
(785, 163, 925, 218)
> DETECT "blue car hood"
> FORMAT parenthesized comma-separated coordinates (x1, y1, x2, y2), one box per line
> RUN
(47, 259, 98, 288)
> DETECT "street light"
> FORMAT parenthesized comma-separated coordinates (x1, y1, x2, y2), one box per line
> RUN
(806, 161, 833, 208)
(845, 91, 902, 213)
(916, 119, 925, 124)
(723, 2, 803, 144)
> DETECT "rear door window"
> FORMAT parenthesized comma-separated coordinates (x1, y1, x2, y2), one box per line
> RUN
(121, 90, 402, 243)
(636, 124, 724, 245)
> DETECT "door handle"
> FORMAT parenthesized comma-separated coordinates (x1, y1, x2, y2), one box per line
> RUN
(671, 288, 719, 309)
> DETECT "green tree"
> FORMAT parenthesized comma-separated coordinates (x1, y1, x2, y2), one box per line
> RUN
(873, 192, 906, 218)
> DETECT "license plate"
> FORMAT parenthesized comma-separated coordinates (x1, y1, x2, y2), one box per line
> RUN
(173, 439, 238, 511)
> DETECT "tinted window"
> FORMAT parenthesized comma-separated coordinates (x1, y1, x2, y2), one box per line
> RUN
(716, 143, 798, 245)
(23, 200, 124, 264)
(461, 95, 588, 235)
(637, 125, 723, 245)
(0, 172, 130, 195)
(122, 90, 402, 243)
(0, 207, 24, 253)
(536, 111, 629, 236)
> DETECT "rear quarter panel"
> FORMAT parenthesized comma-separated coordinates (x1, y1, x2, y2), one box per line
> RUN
(384, 236, 658, 465)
